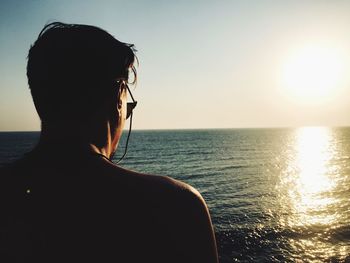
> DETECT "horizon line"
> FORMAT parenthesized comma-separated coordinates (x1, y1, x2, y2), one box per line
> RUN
(1, 125, 350, 132)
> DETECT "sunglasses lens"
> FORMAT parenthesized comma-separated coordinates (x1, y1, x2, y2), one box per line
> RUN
(126, 102, 137, 119)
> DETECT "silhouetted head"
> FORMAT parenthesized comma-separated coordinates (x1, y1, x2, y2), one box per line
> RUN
(27, 22, 137, 123)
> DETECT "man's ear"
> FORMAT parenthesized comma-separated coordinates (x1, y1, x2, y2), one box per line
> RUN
(108, 87, 123, 125)
(115, 87, 123, 113)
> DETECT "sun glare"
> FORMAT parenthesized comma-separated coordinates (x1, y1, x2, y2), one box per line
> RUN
(282, 45, 345, 104)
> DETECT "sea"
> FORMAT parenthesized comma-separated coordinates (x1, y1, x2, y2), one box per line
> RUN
(0, 128, 349, 262)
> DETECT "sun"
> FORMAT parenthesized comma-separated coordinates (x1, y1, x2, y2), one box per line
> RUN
(282, 45, 345, 104)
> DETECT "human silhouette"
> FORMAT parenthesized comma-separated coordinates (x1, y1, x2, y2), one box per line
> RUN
(0, 22, 218, 263)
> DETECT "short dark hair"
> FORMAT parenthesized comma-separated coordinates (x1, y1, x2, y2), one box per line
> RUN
(27, 22, 137, 122)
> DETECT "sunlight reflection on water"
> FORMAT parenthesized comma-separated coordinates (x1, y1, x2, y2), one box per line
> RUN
(280, 127, 349, 261)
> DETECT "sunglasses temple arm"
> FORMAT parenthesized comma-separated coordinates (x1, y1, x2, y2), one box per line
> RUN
(126, 85, 136, 102)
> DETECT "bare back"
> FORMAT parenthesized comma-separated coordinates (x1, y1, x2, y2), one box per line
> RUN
(0, 148, 218, 263)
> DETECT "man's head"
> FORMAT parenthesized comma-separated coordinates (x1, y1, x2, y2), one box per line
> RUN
(27, 22, 137, 123)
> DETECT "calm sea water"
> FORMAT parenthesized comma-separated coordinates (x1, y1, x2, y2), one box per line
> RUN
(1, 128, 350, 262)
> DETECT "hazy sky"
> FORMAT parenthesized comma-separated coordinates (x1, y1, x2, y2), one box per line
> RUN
(1, 0, 350, 130)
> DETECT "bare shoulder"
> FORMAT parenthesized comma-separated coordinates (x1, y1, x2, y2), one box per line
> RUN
(99, 161, 212, 226)
(105, 162, 205, 204)
(102, 163, 218, 263)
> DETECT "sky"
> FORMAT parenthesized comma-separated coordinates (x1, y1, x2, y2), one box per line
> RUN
(1, 0, 350, 131)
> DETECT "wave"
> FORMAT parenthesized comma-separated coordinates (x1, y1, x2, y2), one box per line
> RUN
(215, 225, 350, 262)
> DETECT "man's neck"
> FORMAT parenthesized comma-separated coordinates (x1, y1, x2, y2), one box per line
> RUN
(38, 121, 113, 158)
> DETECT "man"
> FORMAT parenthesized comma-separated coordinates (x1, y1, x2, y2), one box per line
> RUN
(0, 22, 218, 262)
